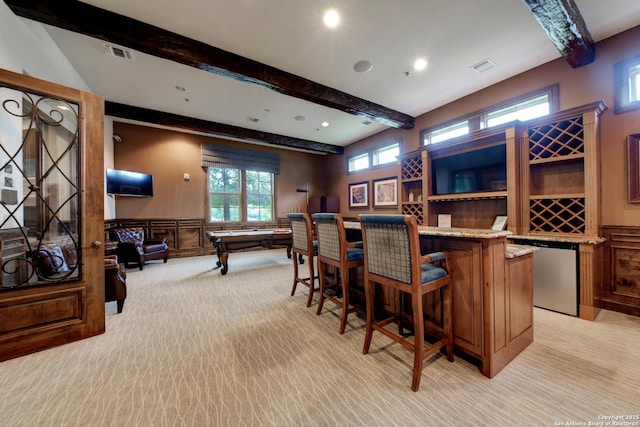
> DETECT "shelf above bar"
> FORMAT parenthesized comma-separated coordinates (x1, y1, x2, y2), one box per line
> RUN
(427, 191, 508, 202)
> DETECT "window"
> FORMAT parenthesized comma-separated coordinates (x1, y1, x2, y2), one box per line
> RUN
(481, 94, 550, 128)
(423, 120, 469, 145)
(421, 85, 558, 145)
(202, 144, 279, 223)
(615, 55, 640, 114)
(207, 168, 274, 222)
(348, 153, 369, 172)
(208, 168, 240, 222)
(347, 139, 402, 174)
(372, 142, 399, 166)
(245, 170, 274, 221)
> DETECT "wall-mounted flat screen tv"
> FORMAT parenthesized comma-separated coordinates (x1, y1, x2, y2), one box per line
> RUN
(106, 168, 154, 197)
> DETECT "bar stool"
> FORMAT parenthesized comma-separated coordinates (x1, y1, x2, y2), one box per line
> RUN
(359, 214, 454, 391)
(287, 213, 319, 307)
(312, 213, 365, 334)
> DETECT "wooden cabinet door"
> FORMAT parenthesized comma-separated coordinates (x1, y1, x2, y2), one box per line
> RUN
(435, 238, 483, 356)
(0, 69, 105, 361)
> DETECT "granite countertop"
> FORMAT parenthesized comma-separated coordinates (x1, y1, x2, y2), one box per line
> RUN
(508, 234, 606, 245)
(344, 221, 512, 239)
(505, 244, 538, 258)
(416, 226, 512, 239)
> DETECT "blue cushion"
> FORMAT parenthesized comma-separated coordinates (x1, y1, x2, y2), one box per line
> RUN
(313, 213, 336, 221)
(359, 214, 407, 225)
(427, 251, 445, 262)
(346, 247, 364, 261)
(312, 240, 318, 250)
(352, 240, 363, 249)
(421, 263, 447, 283)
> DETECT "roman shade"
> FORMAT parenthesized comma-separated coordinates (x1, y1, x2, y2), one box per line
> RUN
(201, 144, 280, 174)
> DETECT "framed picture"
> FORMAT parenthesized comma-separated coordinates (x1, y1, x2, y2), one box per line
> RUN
(349, 181, 368, 208)
(628, 133, 640, 203)
(491, 215, 508, 231)
(373, 177, 398, 207)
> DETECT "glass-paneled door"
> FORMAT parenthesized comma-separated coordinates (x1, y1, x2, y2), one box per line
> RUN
(0, 69, 105, 361)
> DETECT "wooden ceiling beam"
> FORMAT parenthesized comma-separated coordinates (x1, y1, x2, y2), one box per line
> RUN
(522, 0, 595, 68)
(105, 102, 344, 155)
(5, 0, 414, 131)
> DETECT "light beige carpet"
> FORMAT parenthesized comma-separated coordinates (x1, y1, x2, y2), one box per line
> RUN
(0, 249, 638, 427)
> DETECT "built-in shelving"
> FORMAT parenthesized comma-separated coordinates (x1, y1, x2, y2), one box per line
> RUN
(427, 191, 508, 202)
(524, 101, 605, 236)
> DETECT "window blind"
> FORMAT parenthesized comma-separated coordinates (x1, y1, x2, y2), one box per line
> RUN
(201, 144, 280, 174)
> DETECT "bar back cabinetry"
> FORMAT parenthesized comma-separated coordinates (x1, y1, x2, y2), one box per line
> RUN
(400, 125, 519, 230)
(522, 101, 606, 237)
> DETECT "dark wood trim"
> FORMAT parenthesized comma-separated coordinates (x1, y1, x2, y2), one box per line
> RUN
(106, 102, 344, 155)
(522, 0, 595, 68)
(5, 0, 414, 131)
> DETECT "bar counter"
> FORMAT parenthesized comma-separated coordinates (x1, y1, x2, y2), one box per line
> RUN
(344, 221, 534, 379)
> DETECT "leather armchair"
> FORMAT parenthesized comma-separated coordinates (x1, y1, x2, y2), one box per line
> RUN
(111, 227, 169, 270)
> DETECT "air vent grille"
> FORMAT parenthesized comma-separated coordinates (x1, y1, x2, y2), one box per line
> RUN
(103, 44, 134, 60)
(471, 59, 496, 73)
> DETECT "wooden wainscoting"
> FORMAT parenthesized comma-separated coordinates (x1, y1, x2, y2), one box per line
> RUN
(105, 218, 291, 259)
(602, 226, 640, 317)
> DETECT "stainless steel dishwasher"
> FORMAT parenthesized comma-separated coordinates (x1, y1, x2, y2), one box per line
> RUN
(512, 239, 579, 316)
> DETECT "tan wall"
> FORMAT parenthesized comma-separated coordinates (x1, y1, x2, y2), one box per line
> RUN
(327, 25, 640, 226)
(111, 122, 327, 220)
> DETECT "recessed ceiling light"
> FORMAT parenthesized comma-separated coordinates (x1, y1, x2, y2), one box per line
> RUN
(324, 9, 340, 28)
(414, 58, 428, 71)
(294, 115, 306, 121)
(353, 60, 373, 73)
(321, 122, 330, 127)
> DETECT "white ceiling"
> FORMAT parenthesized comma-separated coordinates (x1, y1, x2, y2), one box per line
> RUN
(36, 0, 640, 148)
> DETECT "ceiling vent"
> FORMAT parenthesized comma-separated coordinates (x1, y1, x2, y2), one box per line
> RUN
(471, 58, 496, 73)
(103, 44, 134, 61)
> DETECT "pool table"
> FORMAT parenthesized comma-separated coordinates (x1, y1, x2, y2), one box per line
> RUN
(206, 229, 292, 275)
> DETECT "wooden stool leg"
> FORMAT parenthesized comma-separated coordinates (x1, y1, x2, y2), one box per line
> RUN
(338, 265, 350, 334)
(305, 255, 316, 307)
(411, 292, 425, 392)
(291, 250, 300, 296)
(363, 278, 375, 354)
(316, 260, 326, 315)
